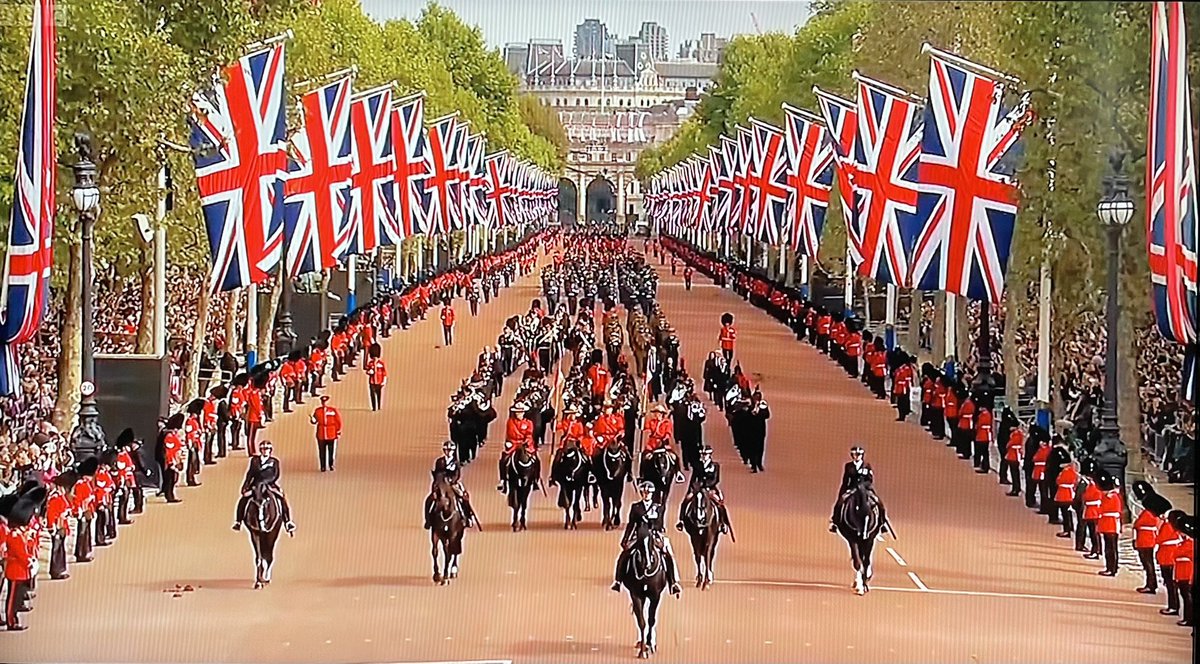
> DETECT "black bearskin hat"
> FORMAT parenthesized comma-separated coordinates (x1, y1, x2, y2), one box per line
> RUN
(251, 371, 270, 390)
(369, 343, 382, 359)
(1078, 456, 1098, 478)
(99, 448, 120, 466)
(1169, 511, 1196, 539)
(1028, 424, 1050, 444)
(164, 412, 186, 431)
(1095, 472, 1117, 491)
(54, 469, 81, 489)
(209, 384, 229, 400)
(288, 350, 304, 362)
(231, 373, 250, 388)
(721, 312, 734, 326)
(115, 427, 136, 449)
(187, 398, 206, 416)
(6, 491, 45, 528)
(76, 455, 100, 477)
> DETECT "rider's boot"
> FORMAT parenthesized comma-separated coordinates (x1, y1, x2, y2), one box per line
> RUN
(666, 553, 682, 597)
(423, 496, 434, 529)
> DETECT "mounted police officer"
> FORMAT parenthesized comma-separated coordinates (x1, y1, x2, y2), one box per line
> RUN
(830, 445, 873, 531)
(677, 446, 730, 534)
(612, 481, 683, 598)
(425, 440, 478, 529)
(232, 440, 295, 535)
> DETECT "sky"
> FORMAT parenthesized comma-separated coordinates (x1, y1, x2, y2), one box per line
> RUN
(360, 0, 813, 51)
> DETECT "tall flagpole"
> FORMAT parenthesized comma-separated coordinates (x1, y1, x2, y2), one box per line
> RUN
(799, 254, 810, 299)
(1036, 260, 1052, 428)
(884, 283, 897, 350)
(944, 292, 957, 368)
(842, 246, 854, 316)
(346, 254, 357, 313)
(245, 284, 258, 367)
(154, 161, 168, 357)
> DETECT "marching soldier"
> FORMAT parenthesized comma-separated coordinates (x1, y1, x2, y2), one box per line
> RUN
(365, 343, 387, 411)
(892, 353, 915, 421)
(311, 395, 343, 472)
(440, 303, 456, 346)
(718, 313, 736, 364)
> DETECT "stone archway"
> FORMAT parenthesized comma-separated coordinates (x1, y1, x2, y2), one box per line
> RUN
(558, 177, 578, 224)
(585, 176, 616, 223)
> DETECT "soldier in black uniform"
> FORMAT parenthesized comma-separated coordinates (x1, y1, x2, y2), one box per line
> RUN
(425, 441, 478, 529)
(676, 446, 730, 534)
(743, 388, 771, 473)
(612, 481, 682, 597)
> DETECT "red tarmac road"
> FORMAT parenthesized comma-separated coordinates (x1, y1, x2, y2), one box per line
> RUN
(5, 250, 1192, 664)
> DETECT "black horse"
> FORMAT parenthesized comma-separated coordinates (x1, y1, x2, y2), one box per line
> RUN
(832, 481, 888, 595)
(597, 444, 631, 531)
(551, 446, 589, 529)
(679, 489, 727, 590)
(616, 526, 669, 659)
(429, 477, 466, 584)
(638, 449, 680, 506)
(502, 446, 540, 531)
(239, 487, 284, 590)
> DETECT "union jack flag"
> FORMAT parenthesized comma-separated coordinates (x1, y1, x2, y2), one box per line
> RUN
(346, 84, 398, 254)
(814, 86, 863, 265)
(695, 156, 717, 231)
(910, 53, 1030, 303)
(749, 119, 790, 246)
(708, 145, 731, 234)
(735, 125, 756, 235)
(719, 135, 741, 236)
(283, 76, 354, 278)
(448, 122, 471, 230)
(484, 151, 512, 228)
(464, 134, 487, 227)
(424, 114, 458, 234)
(852, 74, 923, 287)
(393, 93, 429, 239)
(189, 42, 288, 293)
(0, 0, 56, 397)
(782, 103, 834, 258)
(1147, 1, 1198, 347)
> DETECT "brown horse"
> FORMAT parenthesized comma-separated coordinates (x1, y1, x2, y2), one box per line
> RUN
(429, 476, 466, 585)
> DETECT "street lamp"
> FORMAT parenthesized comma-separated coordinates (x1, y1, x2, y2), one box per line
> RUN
(69, 132, 105, 460)
(1094, 148, 1134, 491)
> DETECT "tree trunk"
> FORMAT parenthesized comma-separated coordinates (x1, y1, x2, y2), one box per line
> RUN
(1116, 303, 1143, 478)
(224, 292, 239, 354)
(186, 285, 212, 401)
(931, 292, 946, 362)
(51, 233, 83, 433)
(257, 277, 282, 361)
(1003, 291, 1021, 406)
(135, 246, 153, 354)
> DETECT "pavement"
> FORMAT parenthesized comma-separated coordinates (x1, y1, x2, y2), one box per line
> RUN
(6, 246, 1192, 664)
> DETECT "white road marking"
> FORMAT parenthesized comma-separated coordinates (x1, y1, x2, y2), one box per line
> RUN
(907, 572, 929, 591)
(886, 547, 908, 567)
(715, 579, 1161, 607)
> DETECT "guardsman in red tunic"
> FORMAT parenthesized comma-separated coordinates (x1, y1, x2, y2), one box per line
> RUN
(440, 304, 456, 346)
(310, 395, 343, 472)
(1157, 509, 1185, 616)
(91, 460, 117, 546)
(202, 393, 219, 464)
(1095, 473, 1124, 576)
(953, 390, 974, 458)
(973, 403, 994, 473)
(1078, 471, 1102, 557)
(683, 265, 694, 290)
(1169, 513, 1194, 627)
(920, 372, 935, 428)
(330, 330, 348, 380)
(47, 475, 75, 580)
(245, 378, 266, 456)
(1053, 460, 1079, 538)
(113, 428, 140, 522)
(184, 399, 206, 486)
(379, 300, 393, 338)
(1131, 481, 1169, 595)
(309, 343, 327, 393)
(1002, 424, 1025, 495)
(867, 340, 888, 398)
(1031, 438, 1052, 509)
(4, 497, 39, 632)
(498, 402, 539, 491)
(365, 344, 387, 411)
(719, 313, 736, 363)
(229, 379, 248, 451)
(844, 327, 862, 378)
(892, 355, 915, 421)
(158, 416, 186, 503)
(279, 355, 299, 412)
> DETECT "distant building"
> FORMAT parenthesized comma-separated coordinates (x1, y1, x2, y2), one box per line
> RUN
(696, 32, 728, 63)
(503, 42, 529, 75)
(637, 21, 670, 62)
(653, 60, 719, 92)
(574, 18, 611, 59)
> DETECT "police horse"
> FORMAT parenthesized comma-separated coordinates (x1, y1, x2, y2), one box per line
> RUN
(502, 445, 539, 531)
(679, 489, 728, 590)
(616, 524, 669, 659)
(240, 487, 284, 590)
(597, 443, 632, 531)
(551, 446, 590, 529)
(429, 476, 467, 584)
(832, 480, 890, 595)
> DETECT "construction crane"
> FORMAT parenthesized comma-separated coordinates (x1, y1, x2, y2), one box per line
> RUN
(750, 11, 762, 35)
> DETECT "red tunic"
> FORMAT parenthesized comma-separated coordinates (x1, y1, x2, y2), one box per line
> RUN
(504, 416, 535, 453)
(1133, 509, 1162, 549)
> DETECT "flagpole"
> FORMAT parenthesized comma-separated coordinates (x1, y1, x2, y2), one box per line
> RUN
(154, 160, 168, 357)
(884, 283, 897, 350)
(1036, 260, 1052, 428)
(799, 254, 810, 299)
(843, 246, 854, 317)
(346, 255, 357, 313)
(920, 43, 1022, 86)
(944, 292, 957, 368)
(245, 284, 259, 368)
(243, 29, 293, 53)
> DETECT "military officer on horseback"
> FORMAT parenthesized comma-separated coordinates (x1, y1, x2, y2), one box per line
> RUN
(677, 446, 730, 534)
(232, 440, 295, 535)
(425, 441, 479, 529)
(612, 481, 683, 598)
(831, 445, 874, 531)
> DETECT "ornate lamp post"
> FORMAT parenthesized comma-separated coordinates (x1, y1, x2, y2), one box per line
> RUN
(69, 133, 104, 459)
(1094, 148, 1135, 490)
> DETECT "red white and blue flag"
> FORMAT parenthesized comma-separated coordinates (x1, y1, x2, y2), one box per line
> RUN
(782, 103, 834, 258)
(735, 125, 756, 235)
(448, 122, 471, 230)
(283, 76, 354, 277)
(465, 133, 487, 227)
(0, 0, 56, 397)
(484, 151, 512, 228)
(814, 86, 863, 265)
(852, 74, 924, 287)
(719, 134, 740, 236)
(189, 42, 288, 293)
(393, 92, 429, 239)
(749, 118, 790, 246)
(1147, 1, 1198, 349)
(424, 114, 458, 234)
(708, 144, 731, 234)
(909, 52, 1031, 302)
(346, 84, 398, 254)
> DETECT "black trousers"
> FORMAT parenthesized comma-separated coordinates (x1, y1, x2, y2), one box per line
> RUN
(105, 502, 118, 539)
(94, 506, 111, 546)
(1179, 580, 1194, 625)
(369, 384, 383, 411)
(443, 325, 454, 346)
(895, 393, 911, 421)
(954, 428, 972, 457)
(1101, 532, 1119, 573)
(1137, 548, 1158, 590)
(116, 488, 131, 524)
(722, 348, 733, 364)
(50, 530, 68, 579)
(74, 516, 93, 561)
(131, 483, 145, 514)
(216, 421, 230, 458)
(163, 467, 180, 502)
(186, 447, 201, 486)
(1076, 519, 1099, 553)
(204, 432, 216, 464)
(930, 409, 945, 439)
(1163, 565, 1181, 611)
(469, 299, 479, 316)
(332, 354, 344, 380)
(318, 439, 337, 471)
(1023, 468, 1038, 508)
(1000, 459, 1021, 492)
(229, 417, 243, 450)
(972, 440, 990, 472)
(1056, 503, 1075, 534)
(5, 579, 29, 628)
